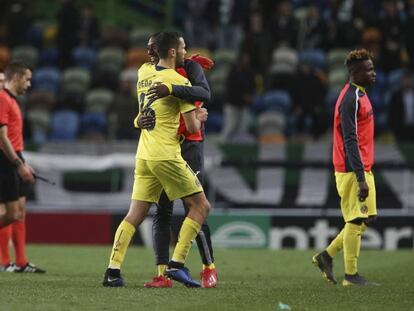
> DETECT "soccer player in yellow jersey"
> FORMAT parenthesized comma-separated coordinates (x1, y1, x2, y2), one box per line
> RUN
(102, 32, 210, 288)
(312, 49, 379, 286)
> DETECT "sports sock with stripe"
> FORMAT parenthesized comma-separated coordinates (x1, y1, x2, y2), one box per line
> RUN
(171, 217, 201, 264)
(108, 220, 136, 269)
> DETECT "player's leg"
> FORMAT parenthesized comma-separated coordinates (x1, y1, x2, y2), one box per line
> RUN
(313, 172, 352, 284)
(0, 203, 13, 270)
(11, 195, 46, 273)
(181, 141, 217, 287)
(166, 191, 210, 287)
(0, 168, 20, 272)
(144, 191, 173, 288)
(154, 157, 210, 287)
(0, 166, 20, 228)
(103, 199, 152, 287)
(342, 171, 378, 286)
(103, 158, 161, 287)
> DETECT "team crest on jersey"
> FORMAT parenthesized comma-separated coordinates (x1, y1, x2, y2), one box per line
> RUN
(360, 205, 368, 214)
(195, 178, 201, 187)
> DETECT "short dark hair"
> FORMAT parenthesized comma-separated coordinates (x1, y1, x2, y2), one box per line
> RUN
(154, 32, 181, 59)
(344, 49, 373, 74)
(4, 61, 31, 81)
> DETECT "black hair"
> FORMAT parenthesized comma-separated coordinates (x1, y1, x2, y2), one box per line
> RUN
(154, 32, 181, 59)
(344, 49, 373, 74)
(4, 61, 31, 81)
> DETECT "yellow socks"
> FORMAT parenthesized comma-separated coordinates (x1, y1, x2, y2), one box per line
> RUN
(203, 263, 216, 270)
(326, 223, 368, 258)
(171, 217, 201, 264)
(343, 222, 362, 275)
(326, 228, 344, 258)
(158, 264, 167, 277)
(108, 220, 136, 269)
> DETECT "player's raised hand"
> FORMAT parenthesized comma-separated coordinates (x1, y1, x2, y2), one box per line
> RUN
(358, 181, 369, 202)
(147, 83, 170, 100)
(195, 107, 208, 122)
(189, 54, 215, 70)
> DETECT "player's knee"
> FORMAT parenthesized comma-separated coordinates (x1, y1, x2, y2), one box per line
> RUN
(364, 215, 377, 227)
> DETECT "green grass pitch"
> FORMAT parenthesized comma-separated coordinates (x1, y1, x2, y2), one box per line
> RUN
(0, 245, 413, 311)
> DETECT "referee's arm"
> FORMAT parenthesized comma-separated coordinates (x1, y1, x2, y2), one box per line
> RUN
(0, 125, 34, 183)
(0, 125, 21, 166)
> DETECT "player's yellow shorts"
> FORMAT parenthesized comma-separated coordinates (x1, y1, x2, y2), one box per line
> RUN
(335, 171, 377, 223)
(131, 156, 203, 203)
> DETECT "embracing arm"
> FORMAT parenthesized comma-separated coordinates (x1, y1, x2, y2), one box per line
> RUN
(181, 107, 208, 134)
(147, 60, 211, 102)
(171, 60, 211, 102)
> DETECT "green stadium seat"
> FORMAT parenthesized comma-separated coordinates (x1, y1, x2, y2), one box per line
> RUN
(97, 47, 124, 68)
(327, 49, 348, 70)
(27, 108, 50, 144)
(11, 45, 39, 68)
(212, 49, 236, 68)
(328, 68, 348, 89)
(62, 67, 91, 96)
(129, 27, 156, 48)
(85, 88, 114, 113)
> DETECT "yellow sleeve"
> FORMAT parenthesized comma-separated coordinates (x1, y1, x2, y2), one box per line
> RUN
(179, 99, 196, 114)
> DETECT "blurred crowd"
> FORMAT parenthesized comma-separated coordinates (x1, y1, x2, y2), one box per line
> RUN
(0, 0, 413, 145)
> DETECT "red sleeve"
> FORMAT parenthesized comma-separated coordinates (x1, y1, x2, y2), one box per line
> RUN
(0, 96, 10, 125)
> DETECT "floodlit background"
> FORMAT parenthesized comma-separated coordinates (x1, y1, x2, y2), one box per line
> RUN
(0, 0, 413, 249)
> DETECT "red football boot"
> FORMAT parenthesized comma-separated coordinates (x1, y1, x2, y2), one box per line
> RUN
(200, 268, 218, 288)
(144, 276, 173, 288)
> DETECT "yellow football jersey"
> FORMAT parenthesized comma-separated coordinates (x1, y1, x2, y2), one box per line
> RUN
(135, 63, 196, 160)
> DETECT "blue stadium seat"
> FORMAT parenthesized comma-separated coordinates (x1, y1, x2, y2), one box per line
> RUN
(50, 110, 80, 141)
(32, 67, 61, 94)
(80, 112, 108, 136)
(25, 25, 43, 49)
(325, 88, 340, 117)
(39, 48, 59, 67)
(299, 49, 326, 70)
(387, 68, 405, 94)
(205, 111, 223, 133)
(262, 90, 292, 114)
(73, 46, 97, 70)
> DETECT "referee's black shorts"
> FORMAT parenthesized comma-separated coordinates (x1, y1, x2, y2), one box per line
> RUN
(0, 151, 29, 203)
